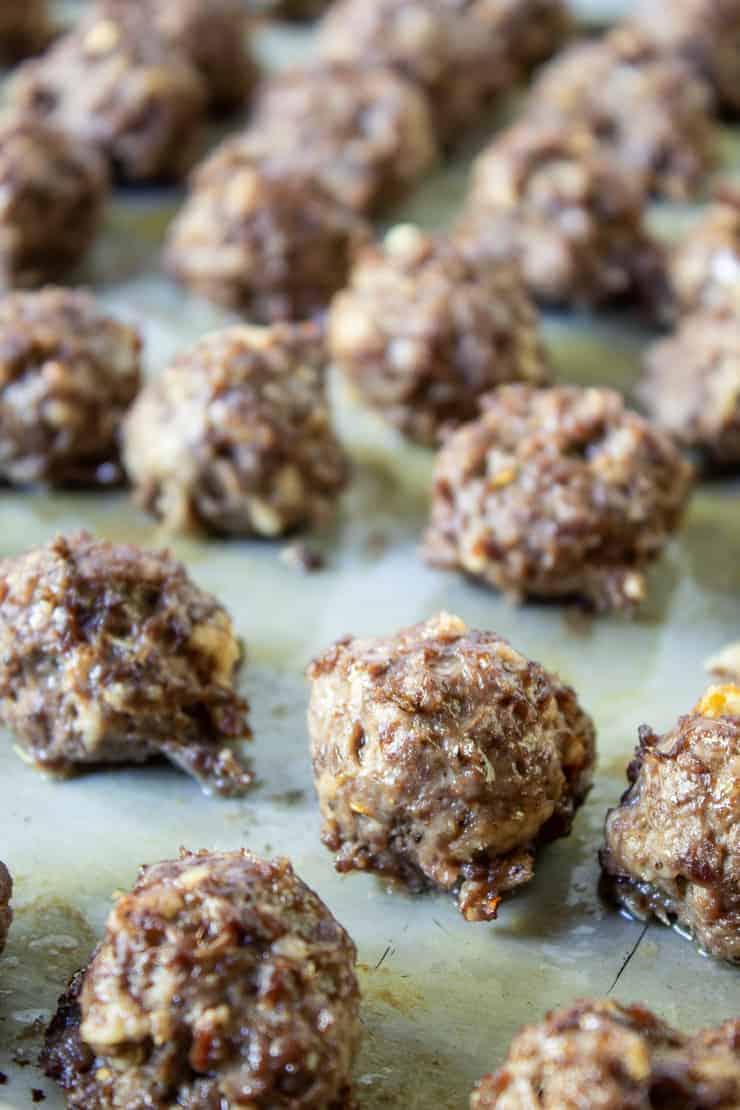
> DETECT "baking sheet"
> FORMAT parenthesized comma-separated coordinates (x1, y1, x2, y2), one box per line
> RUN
(1, 5, 739, 1108)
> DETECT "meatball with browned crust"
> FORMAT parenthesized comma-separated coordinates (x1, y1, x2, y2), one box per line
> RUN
(43, 850, 361, 1109)
(471, 999, 740, 1109)
(308, 612, 596, 922)
(424, 385, 694, 612)
(600, 684, 740, 963)
(124, 323, 347, 537)
(329, 224, 549, 445)
(0, 287, 141, 487)
(0, 861, 11, 955)
(0, 0, 51, 63)
(0, 533, 252, 796)
(670, 192, 740, 316)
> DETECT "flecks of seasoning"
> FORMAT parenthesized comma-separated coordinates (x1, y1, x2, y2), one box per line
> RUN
(279, 542, 325, 573)
(31, 1089, 46, 1102)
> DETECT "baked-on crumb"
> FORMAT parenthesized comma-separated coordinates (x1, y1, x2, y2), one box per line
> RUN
(0, 0, 51, 63)
(424, 385, 694, 612)
(0, 288, 141, 487)
(0, 862, 11, 955)
(0, 117, 108, 291)
(0, 533, 252, 796)
(124, 323, 348, 537)
(329, 224, 549, 446)
(471, 999, 740, 1109)
(670, 191, 740, 315)
(457, 120, 667, 310)
(600, 684, 740, 963)
(43, 850, 361, 1109)
(308, 612, 596, 921)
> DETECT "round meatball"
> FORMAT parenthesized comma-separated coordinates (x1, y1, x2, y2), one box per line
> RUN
(0, 116, 108, 291)
(328, 224, 549, 445)
(670, 192, 740, 315)
(471, 999, 740, 1109)
(527, 26, 716, 200)
(600, 684, 740, 963)
(12, 9, 206, 183)
(0, 861, 11, 956)
(457, 121, 667, 310)
(238, 64, 437, 215)
(0, 0, 50, 63)
(124, 323, 348, 537)
(424, 385, 694, 612)
(166, 150, 368, 321)
(0, 287, 141, 487)
(638, 309, 740, 468)
(43, 850, 361, 1109)
(0, 533, 251, 796)
(307, 612, 596, 922)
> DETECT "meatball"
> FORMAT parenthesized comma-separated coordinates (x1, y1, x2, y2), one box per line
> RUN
(456, 121, 667, 310)
(237, 63, 437, 215)
(328, 224, 549, 445)
(527, 26, 716, 200)
(0, 533, 251, 796)
(638, 308, 740, 468)
(0, 0, 50, 63)
(0, 287, 141, 487)
(307, 612, 596, 922)
(670, 191, 740, 315)
(43, 850, 361, 1109)
(424, 385, 694, 612)
(600, 684, 740, 963)
(166, 149, 368, 321)
(124, 323, 348, 537)
(0, 861, 11, 955)
(12, 8, 206, 183)
(0, 116, 108, 291)
(471, 999, 740, 1109)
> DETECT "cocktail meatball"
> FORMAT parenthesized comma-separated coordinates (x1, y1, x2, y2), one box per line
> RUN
(0, 533, 251, 796)
(238, 64, 437, 214)
(0, 0, 50, 63)
(124, 323, 348, 537)
(600, 684, 740, 963)
(0, 862, 11, 955)
(0, 116, 108, 290)
(424, 385, 694, 612)
(670, 192, 740, 315)
(308, 612, 596, 922)
(471, 999, 740, 1109)
(44, 850, 361, 1109)
(0, 287, 141, 487)
(166, 149, 368, 321)
(457, 121, 666, 310)
(528, 26, 716, 199)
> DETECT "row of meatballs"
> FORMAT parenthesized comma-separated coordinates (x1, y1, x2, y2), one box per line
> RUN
(0, 533, 737, 964)
(0, 849, 737, 1108)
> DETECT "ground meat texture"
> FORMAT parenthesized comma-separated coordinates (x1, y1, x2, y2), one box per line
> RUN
(0, 117, 108, 291)
(0, 533, 251, 796)
(600, 684, 740, 963)
(307, 612, 596, 922)
(638, 309, 740, 468)
(43, 850, 361, 1109)
(124, 323, 348, 537)
(237, 64, 437, 215)
(0, 0, 50, 63)
(166, 150, 368, 322)
(527, 26, 716, 200)
(0, 862, 11, 955)
(670, 193, 740, 315)
(0, 288, 141, 487)
(471, 999, 740, 1109)
(456, 121, 667, 311)
(328, 225, 549, 446)
(424, 385, 694, 612)
(11, 9, 206, 183)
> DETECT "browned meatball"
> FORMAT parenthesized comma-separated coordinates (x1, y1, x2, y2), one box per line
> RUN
(43, 850, 361, 1109)
(670, 192, 740, 315)
(308, 612, 596, 922)
(12, 9, 206, 183)
(600, 684, 740, 963)
(124, 323, 348, 537)
(638, 308, 740, 468)
(471, 999, 740, 1109)
(0, 116, 108, 290)
(456, 121, 667, 310)
(0, 0, 50, 63)
(0, 533, 252, 796)
(237, 63, 437, 214)
(0, 287, 141, 486)
(0, 861, 11, 955)
(424, 385, 694, 612)
(527, 26, 716, 200)
(328, 224, 549, 445)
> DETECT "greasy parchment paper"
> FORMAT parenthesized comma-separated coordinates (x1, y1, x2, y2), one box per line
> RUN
(1, 5, 739, 1107)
